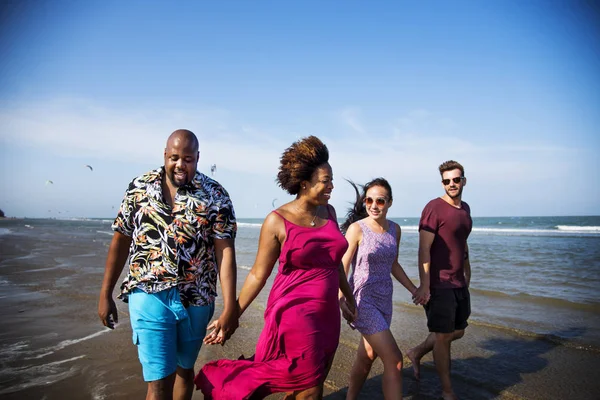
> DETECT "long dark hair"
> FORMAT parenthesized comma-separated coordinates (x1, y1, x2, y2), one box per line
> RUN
(340, 177, 393, 234)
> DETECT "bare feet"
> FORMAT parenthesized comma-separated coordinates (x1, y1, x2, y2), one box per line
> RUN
(406, 348, 421, 380)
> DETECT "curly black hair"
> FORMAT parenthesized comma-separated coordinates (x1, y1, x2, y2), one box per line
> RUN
(276, 136, 329, 195)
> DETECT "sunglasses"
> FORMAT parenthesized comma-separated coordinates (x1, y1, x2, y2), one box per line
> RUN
(442, 177, 465, 185)
(365, 197, 388, 207)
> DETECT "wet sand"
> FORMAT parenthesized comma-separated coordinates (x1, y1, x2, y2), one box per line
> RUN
(1, 224, 599, 399)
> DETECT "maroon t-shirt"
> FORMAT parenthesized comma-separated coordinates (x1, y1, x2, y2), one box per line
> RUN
(419, 197, 472, 289)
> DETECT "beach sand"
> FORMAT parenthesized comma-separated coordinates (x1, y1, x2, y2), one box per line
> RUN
(1, 225, 599, 399)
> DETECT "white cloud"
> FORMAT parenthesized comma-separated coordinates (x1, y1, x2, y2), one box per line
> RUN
(337, 107, 365, 134)
(2, 99, 574, 182)
(0, 98, 592, 217)
(324, 107, 591, 215)
(0, 98, 287, 175)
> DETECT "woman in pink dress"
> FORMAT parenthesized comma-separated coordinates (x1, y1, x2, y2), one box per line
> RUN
(195, 136, 357, 399)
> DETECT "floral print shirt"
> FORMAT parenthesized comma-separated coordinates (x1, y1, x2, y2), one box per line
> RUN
(112, 167, 237, 306)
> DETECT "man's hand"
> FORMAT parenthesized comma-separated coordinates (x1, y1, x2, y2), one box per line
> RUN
(98, 296, 119, 329)
(412, 285, 430, 306)
(98, 232, 131, 330)
(203, 308, 239, 345)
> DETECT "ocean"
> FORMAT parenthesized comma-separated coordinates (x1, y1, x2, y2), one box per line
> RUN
(239, 215, 600, 349)
(0, 215, 599, 398)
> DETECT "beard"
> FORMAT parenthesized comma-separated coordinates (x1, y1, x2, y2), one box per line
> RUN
(445, 186, 463, 199)
(167, 170, 190, 187)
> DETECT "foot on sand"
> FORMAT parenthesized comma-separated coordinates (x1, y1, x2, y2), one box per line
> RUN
(406, 348, 421, 380)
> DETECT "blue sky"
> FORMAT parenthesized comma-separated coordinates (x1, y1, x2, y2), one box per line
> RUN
(1, 0, 598, 218)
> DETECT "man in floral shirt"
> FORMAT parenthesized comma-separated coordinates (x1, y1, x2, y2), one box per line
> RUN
(98, 129, 238, 400)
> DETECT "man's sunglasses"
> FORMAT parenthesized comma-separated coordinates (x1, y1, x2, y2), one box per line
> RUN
(365, 197, 388, 207)
(442, 177, 465, 185)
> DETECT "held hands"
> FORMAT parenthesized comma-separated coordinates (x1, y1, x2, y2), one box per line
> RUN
(339, 296, 358, 328)
(412, 285, 430, 306)
(98, 296, 118, 329)
(203, 308, 239, 346)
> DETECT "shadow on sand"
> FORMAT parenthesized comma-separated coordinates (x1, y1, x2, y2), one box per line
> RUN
(324, 327, 586, 400)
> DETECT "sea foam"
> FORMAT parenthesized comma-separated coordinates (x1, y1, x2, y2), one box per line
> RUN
(556, 225, 600, 232)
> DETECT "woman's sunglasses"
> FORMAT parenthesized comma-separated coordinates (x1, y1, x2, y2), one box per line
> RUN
(442, 177, 465, 185)
(365, 197, 388, 207)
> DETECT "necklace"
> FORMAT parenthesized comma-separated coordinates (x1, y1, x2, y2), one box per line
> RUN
(294, 203, 319, 227)
(310, 206, 319, 227)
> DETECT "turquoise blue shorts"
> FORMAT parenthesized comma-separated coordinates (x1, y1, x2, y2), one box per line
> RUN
(128, 287, 215, 382)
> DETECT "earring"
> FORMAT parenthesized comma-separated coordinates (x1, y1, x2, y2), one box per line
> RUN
(302, 186, 306, 190)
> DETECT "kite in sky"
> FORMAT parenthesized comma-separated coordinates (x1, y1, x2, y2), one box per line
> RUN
(210, 164, 217, 176)
(45, 180, 54, 185)
(271, 198, 277, 209)
(85, 164, 93, 171)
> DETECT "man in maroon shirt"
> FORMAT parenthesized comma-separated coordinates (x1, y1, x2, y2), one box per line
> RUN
(407, 160, 472, 400)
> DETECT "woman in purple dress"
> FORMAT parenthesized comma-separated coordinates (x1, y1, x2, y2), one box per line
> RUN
(339, 178, 426, 400)
(195, 136, 357, 399)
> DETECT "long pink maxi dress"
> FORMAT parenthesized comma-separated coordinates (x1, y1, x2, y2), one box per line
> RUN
(195, 206, 349, 399)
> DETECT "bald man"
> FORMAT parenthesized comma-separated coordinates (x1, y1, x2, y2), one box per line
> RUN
(98, 129, 238, 400)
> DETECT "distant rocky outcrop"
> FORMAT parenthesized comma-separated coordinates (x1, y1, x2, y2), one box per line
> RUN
(0, 209, 4, 218)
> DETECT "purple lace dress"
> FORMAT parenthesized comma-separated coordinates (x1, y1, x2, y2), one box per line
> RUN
(349, 219, 397, 335)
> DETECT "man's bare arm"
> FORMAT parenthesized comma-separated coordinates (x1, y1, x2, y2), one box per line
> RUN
(413, 230, 435, 304)
(98, 232, 132, 329)
(204, 238, 239, 344)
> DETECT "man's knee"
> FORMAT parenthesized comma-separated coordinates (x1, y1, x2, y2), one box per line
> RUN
(453, 329, 465, 340)
(147, 373, 176, 399)
(434, 332, 455, 343)
(176, 366, 194, 380)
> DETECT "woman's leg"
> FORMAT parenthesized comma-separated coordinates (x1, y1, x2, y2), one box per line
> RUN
(293, 385, 322, 400)
(363, 329, 403, 399)
(291, 352, 340, 400)
(346, 336, 378, 400)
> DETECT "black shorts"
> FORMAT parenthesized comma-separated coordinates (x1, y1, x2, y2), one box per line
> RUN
(424, 287, 471, 333)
